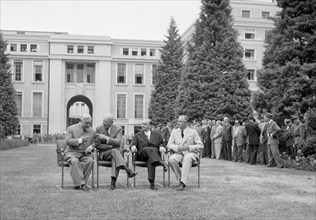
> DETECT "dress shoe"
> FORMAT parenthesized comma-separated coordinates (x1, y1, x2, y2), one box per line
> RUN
(81, 184, 89, 192)
(127, 170, 138, 178)
(74, 185, 81, 190)
(176, 181, 185, 191)
(110, 180, 116, 190)
(150, 183, 157, 190)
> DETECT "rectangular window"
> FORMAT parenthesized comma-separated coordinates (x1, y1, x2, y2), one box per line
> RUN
(152, 64, 157, 85)
(20, 44, 27, 52)
(16, 125, 21, 135)
(262, 11, 270, 19)
(242, 10, 250, 18)
(30, 44, 37, 52)
(15, 92, 22, 116)
(67, 45, 74, 53)
(87, 64, 95, 83)
(150, 49, 155, 56)
(245, 29, 255, 39)
(117, 63, 126, 84)
(33, 124, 41, 135)
(123, 48, 129, 55)
(14, 61, 23, 81)
(135, 64, 144, 85)
(33, 92, 42, 117)
(34, 61, 43, 82)
(66, 64, 74, 83)
(88, 46, 94, 54)
(245, 49, 255, 59)
(77, 64, 84, 83)
(117, 94, 126, 119)
(132, 48, 138, 56)
(134, 94, 144, 119)
(247, 69, 255, 80)
(77, 46, 84, 54)
(10, 44, 17, 52)
(141, 48, 147, 56)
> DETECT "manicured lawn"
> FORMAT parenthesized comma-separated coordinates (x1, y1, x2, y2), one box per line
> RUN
(0, 144, 315, 220)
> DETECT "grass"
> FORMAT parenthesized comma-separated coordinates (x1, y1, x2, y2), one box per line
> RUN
(0, 138, 29, 151)
(0, 144, 315, 220)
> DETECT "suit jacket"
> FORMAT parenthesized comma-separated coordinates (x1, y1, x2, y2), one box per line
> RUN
(96, 124, 123, 158)
(232, 125, 247, 147)
(222, 123, 232, 142)
(132, 130, 164, 151)
(213, 125, 223, 144)
(266, 120, 281, 145)
(161, 126, 170, 144)
(293, 122, 306, 144)
(201, 126, 211, 143)
(245, 121, 261, 145)
(65, 122, 95, 153)
(167, 127, 204, 155)
(259, 122, 268, 144)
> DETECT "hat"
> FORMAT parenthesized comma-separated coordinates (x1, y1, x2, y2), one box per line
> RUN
(284, 119, 291, 124)
(265, 113, 273, 119)
(292, 115, 299, 120)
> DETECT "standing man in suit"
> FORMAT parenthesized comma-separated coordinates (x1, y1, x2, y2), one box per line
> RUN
(95, 114, 137, 190)
(259, 117, 269, 165)
(245, 115, 261, 165)
(232, 120, 247, 162)
(264, 113, 286, 168)
(201, 119, 211, 158)
(222, 117, 233, 161)
(65, 114, 95, 191)
(131, 120, 168, 190)
(168, 115, 204, 191)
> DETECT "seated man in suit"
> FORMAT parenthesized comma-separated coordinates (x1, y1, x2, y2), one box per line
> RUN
(96, 114, 137, 190)
(168, 115, 204, 191)
(65, 114, 95, 191)
(130, 120, 168, 190)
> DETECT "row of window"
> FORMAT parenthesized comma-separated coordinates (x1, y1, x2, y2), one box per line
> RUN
(15, 124, 42, 136)
(15, 91, 43, 117)
(242, 10, 270, 19)
(67, 45, 94, 54)
(116, 94, 144, 119)
(13, 60, 43, 82)
(122, 48, 156, 57)
(9, 43, 38, 52)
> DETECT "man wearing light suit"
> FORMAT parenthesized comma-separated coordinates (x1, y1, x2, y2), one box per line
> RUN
(96, 114, 137, 190)
(168, 115, 204, 191)
(65, 114, 95, 191)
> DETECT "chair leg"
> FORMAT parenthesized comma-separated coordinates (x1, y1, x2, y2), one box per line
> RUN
(163, 166, 165, 187)
(167, 164, 170, 187)
(198, 163, 200, 188)
(133, 163, 136, 188)
(97, 164, 99, 188)
(62, 164, 64, 189)
(126, 154, 129, 187)
(92, 164, 94, 189)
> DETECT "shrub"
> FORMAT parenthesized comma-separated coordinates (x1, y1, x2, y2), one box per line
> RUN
(0, 138, 29, 151)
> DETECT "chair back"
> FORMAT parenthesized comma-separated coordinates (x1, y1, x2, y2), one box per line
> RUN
(56, 140, 67, 164)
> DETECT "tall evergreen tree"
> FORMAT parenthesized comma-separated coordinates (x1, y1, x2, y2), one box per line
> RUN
(175, 0, 251, 120)
(253, 0, 316, 119)
(0, 33, 19, 137)
(148, 18, 184, 123)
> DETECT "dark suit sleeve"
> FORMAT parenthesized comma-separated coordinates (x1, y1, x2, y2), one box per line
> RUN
(255, 124, 261, 136)
(107, 126, 122, 149)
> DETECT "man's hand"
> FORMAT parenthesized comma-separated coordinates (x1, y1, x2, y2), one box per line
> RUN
(159, 146, 166, 154)
(131, 145, 137, 153)
(98, 133, 109, 142)
(85, 145, 93, 154)
(178, 145, 189, 151)
(81, 135, 90, 143)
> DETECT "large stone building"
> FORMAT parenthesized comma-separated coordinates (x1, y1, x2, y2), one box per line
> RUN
(2, 0, 278, 137)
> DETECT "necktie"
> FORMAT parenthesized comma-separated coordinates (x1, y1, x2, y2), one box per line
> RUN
(105, 128, 109, 136)
(181, 130, 184, 138)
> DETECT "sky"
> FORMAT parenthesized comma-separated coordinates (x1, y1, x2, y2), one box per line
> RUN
(1, 0, 202, 40)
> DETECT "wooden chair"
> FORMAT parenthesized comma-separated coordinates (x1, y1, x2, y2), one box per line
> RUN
(56, 139, 94, 189)
(95, 143, 130, 188)
(167, 150, 201, 188)
(131, 150, 166, 188)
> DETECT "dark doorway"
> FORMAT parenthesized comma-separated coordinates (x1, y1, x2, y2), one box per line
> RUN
(67, 95, 93, 128)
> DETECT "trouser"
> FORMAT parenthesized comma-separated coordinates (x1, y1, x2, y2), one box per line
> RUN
(237, 145, 243, 162)
(232, 140, 238, 162)
(245, 144, 250, 163)
(65, 152, 94, 187)
(261, 142, 269, 165)
(223, 141, 232, 160)
(137, 147, 162, 182)
(268, 144, 286, 168)
(202, 140, 211, 158)
(214, 142, 222, 159)
(286, 145, 295, 159)
(168, 152, 198, 185)
(101, 148, 127, 178)
(248, 144, 259, 165)
(210, 140, 215, 158)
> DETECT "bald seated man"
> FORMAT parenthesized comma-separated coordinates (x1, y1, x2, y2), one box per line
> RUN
(95, 113, 137, 190)
(65, 114, 95, 191)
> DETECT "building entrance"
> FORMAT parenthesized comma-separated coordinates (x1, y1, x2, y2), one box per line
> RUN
(67, 95, 93, 127)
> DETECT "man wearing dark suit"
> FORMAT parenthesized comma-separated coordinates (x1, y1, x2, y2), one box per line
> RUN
(65, 114, 95, 191)
(245, 115, 261, 165)
(222, 117, 233, 161)
(264, 113, 286, 168)
(161, 122, 170, 147)
(96, 114, 137, 190)
(201, 119, 211, 158)
(259, 119, 269, 165)
(131, 120, 168, 190)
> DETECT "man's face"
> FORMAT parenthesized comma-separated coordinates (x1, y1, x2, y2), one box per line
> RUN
(263, 116, 269, 122)
(81, 118, 91, 130)
(177, 116, 187, 130)
(142, 122, 151, 131)
(103, 118, 113, 129)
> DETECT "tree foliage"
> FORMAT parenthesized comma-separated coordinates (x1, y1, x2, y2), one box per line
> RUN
(253, 0, 316, 119)
(0, 33, 19, 137)
(148, 18, 184, 123)
(175, 0, 251, 120)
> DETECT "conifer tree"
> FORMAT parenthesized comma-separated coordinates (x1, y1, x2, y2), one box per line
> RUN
(0, 33, 19, 137)
(253, 0, 316, 119)
(148, 18, 184, 123)
(175, 0, 251, 120)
